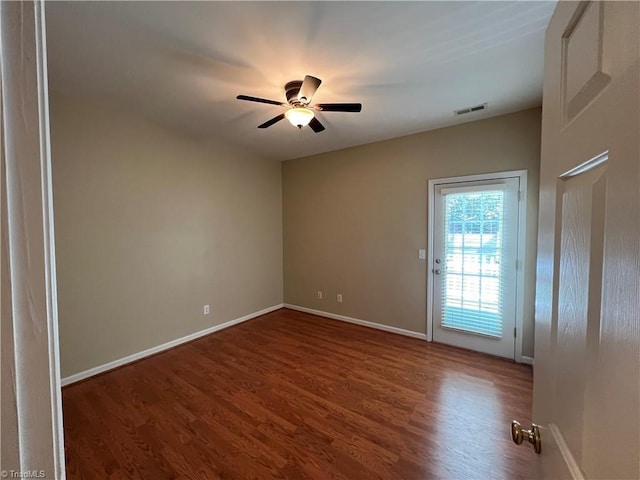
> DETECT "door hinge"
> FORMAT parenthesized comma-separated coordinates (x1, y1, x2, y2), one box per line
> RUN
(514, 327, 517, 338)
(517, 190, 522, 202)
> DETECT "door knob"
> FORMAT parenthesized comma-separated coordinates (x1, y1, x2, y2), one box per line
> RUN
(511, 420, 541, 454)
(433, 269, 441, 275)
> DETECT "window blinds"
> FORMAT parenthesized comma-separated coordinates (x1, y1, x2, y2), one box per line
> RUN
(440, 189, 509, 338)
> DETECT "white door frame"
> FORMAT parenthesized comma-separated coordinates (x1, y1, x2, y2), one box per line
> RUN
(0, 1, 65, 478)
(426, 169, 528, 363)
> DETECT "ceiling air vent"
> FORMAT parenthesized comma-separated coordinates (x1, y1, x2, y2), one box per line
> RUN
(454, 103, 488, 116)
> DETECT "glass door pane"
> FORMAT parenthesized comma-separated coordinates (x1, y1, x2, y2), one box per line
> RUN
(441, 190, 504, 337)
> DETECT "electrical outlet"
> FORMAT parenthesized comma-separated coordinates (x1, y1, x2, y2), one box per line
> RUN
(203, 305, 210, 315)
(337, 294, 343, 303)
(418, 249, 426, 260)
(317, 291, 323, 300)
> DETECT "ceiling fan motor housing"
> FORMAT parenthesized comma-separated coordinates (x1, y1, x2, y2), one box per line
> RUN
(285, 80, 304, 106)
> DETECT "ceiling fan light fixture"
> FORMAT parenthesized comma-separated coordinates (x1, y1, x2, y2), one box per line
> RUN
(285, 107, 314, 128)
(237, 75, 362, 133)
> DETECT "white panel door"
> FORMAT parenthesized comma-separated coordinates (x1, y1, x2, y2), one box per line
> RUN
(432, 177, 520, 359)
(519, 2, 640, 478)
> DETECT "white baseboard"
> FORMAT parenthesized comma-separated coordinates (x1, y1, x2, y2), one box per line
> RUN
(61, 303, 284, 386)
(283, 304, 428, 340)
(520, 355, 534, 365)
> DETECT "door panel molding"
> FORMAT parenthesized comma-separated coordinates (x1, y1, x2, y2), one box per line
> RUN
(559, 150, 608, 179)
(561, 1, 610, 127)
(549, 424, 585, 480)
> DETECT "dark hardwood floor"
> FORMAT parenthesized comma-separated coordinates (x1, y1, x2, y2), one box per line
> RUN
(62, 308, 533, 480)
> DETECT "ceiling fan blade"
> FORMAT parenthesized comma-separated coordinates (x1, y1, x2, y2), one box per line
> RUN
(315, 103, 362, 113)
(237, 95, 286, 107)
(308, 117, 325, 133)
(258, 113, 286, 129)
(298, 75, 322, 104)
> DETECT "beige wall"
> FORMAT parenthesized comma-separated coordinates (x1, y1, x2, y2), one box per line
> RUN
(51, 94, 283, 378)
(282, 108, 541, 357)
(51, 98, 539, 377)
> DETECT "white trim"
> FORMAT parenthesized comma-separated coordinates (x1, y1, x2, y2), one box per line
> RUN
(61, 304, 283, 386)
(521, 355, 534, 365)
(283, 304, 428, 340)
(426, 176, 436, 342)
(426, 169, 529, 363)
(1, 2, 66, 476)
(427, 169, 529, 186)
(36, 2, 66, 476)
(514, 171, 528, 363)
(549, 423, 585, 480)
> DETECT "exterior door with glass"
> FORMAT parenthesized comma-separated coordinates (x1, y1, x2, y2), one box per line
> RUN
(431, 176, 520, 359)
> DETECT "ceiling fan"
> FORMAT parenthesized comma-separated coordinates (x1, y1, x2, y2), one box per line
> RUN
(236, 75, 362, 133)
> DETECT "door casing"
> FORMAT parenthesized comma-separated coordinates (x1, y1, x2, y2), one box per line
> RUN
(0, 1, 66, 477)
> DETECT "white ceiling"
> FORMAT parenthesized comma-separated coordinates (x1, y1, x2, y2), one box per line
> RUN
(45, 1, 556, 161)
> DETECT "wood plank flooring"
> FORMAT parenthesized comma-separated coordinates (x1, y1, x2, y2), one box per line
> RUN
(62, 308, 533, 479)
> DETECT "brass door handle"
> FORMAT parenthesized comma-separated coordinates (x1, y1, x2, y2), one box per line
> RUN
(511, 420, 542, 454)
